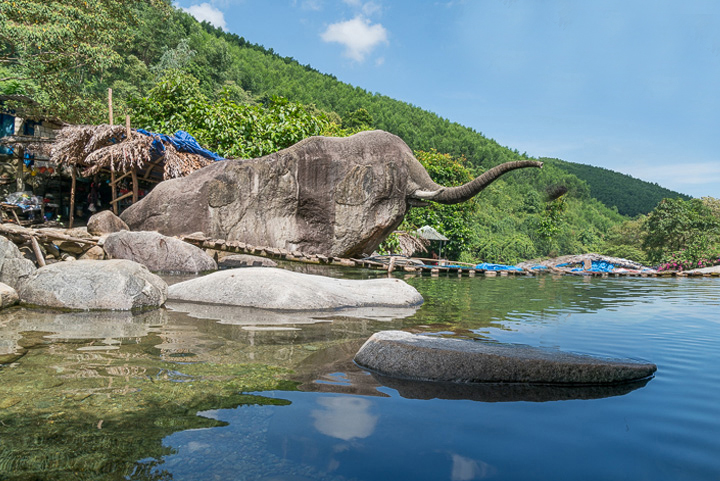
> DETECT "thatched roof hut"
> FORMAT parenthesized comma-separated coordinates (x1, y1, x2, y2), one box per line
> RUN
(49, 124, 222, 226)
(50, 124, 218, 182)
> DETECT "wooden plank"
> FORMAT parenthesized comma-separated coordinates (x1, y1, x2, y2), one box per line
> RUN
(109, 191, 133, 204)
(110, 170, 132, 185)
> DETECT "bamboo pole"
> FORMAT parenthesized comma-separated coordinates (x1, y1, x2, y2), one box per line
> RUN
(127, 115, 138, 204)
(109, 88, 118, 214)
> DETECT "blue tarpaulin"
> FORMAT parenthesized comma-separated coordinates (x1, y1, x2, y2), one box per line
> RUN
(569, 260, 616, 273)
(136, 129, 224, 161)
(475, 263, 523, 271)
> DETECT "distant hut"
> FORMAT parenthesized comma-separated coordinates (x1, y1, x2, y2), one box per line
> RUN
(50, 124, 222, 226)
(416, 225, 449, 259)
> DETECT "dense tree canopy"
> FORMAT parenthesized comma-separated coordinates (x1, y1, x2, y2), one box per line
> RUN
(0, 0, 168, 121)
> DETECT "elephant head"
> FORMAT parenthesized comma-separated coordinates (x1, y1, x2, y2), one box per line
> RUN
(121, 130, 542, 257)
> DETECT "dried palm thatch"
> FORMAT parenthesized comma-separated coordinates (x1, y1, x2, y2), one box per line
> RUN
(81, 135, 154, 177)
(396, 231, 429, 257)
(83, 124, 126, 155)
(50, 125, 98, 165)
(163, 144, 214, 180)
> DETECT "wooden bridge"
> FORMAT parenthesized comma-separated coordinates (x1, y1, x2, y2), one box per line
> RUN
(179, 234, 720, 279)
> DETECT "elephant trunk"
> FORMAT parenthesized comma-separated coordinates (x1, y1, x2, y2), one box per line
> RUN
(410, 160, 543, 205)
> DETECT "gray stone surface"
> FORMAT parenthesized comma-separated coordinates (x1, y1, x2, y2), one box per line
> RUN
(103, 230, 217, 273)
(218, 254, 278, 268)
(354, 330, 657, 385)
(17, 259, 167, 311)
(121, 131, 541, 257)
(167, 267, 423, 310)
(0, 281, 18, 308)
(0, 235, 36, 289)
(87, 210, 129, 236)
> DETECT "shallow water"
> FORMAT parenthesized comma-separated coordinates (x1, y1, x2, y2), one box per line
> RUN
(1, 272, 719, 480)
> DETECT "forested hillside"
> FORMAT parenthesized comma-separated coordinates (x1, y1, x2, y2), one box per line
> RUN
(6, 1, 716, 267)
(545, 158, 691, 217)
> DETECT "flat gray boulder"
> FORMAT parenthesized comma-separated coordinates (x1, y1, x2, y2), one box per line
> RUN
(0, 235, 36, 289)
(168, 267, 423, 310)
(355, 331, 657, 385)
(104, 230, 217, 273)
(87, 210, 129, 235)
(219, 254, 278, 268)
(17, 259, 167, 311)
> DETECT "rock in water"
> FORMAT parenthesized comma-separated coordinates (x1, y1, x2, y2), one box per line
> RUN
(120, 130, 542, 257)
(167, 267, 423, 310)
(0, 236, 36, 289)
(17, 259, 167, 310)
(87, 210, 129, 235)
(355, 331, 657, 385)
(218, 254, 278, 268)
(103, 230, 217, 273)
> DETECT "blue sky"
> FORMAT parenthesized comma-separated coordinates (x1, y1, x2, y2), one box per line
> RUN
(174, 0, 720, 198)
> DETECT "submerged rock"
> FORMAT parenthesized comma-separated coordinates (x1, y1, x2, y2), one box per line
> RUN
(103, 230, 217, 273)
(17, 259, 167, 311)
(167, 267, 423, 310)
(355, 330, 657, 385)
(0, 235, 36, 289)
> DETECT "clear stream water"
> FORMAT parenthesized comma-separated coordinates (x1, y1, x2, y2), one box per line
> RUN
(1, 270, 719, 481)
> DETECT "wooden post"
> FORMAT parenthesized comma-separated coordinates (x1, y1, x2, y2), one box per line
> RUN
(108, 88, 114, 126)
(127, 115, 138, 204)
(16, 146, 24, 192)
(109, 88, 117, 214)
(69, 167, 76, 229)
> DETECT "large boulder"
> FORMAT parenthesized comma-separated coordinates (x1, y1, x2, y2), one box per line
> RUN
(17, 259, 167, 311)
(355, 331, 657, 385)
(120, 131, 542, 257)
(0, 235, 36, 289)
(87, 210, 129, 236)
(167, 267, 423, 310)
(103, 230, 217, 273)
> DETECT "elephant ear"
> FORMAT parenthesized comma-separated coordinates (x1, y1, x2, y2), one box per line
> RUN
(410, 160, 543, 205)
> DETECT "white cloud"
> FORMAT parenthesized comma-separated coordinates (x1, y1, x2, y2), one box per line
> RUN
(361, 1, 382, 16)
(321, 16, 388, 62)
(182, 2, 227, 30)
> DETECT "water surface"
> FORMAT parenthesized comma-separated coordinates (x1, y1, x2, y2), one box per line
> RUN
(1, 272, 718, 480)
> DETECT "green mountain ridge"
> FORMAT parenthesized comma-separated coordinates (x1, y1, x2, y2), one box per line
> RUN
(543, 158, 692, 217)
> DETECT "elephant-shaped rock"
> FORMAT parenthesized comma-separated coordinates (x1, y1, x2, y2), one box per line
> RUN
(121, 130, 542, 257)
